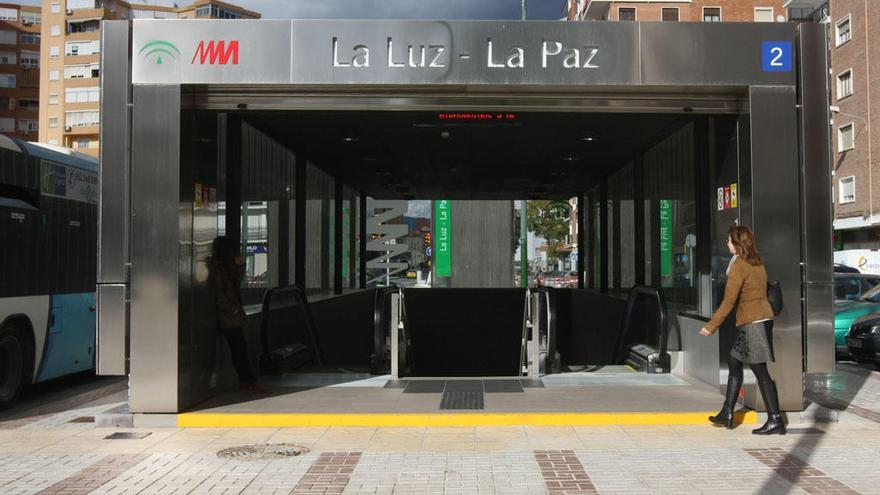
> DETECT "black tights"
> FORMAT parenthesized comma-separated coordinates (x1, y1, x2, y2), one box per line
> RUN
(728, 354, 772, 391)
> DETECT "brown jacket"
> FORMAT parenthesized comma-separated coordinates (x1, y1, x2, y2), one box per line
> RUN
(706, 257, 774, 332)
(212, 262, 245, 329)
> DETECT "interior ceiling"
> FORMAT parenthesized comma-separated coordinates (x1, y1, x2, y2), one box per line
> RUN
(247, 110, 688, 200)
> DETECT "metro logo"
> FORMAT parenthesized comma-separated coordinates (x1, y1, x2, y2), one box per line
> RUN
(191, 40, 239, 65)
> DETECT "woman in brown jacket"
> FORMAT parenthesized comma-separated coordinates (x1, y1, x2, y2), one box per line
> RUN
(699, 225, 785, 435)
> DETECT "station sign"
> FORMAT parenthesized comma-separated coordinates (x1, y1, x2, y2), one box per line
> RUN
(132, 20, 798, 87)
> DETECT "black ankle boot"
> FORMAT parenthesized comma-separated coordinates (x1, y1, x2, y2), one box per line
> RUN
(753, 379, 786, 435)
(710, 371, 742, 429)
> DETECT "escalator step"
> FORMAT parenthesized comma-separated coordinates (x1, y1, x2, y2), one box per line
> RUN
(440, 391, 485, 410)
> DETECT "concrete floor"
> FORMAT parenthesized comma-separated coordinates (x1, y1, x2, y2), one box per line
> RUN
(185, 369, 723, 415)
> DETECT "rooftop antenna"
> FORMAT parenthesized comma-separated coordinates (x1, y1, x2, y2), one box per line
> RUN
(521, 0, 527, 20)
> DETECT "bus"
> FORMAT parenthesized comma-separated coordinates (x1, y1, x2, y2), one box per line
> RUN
(0, 136, 98, 410)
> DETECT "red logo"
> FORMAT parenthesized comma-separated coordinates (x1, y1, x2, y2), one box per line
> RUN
(191, 40, 239, 65)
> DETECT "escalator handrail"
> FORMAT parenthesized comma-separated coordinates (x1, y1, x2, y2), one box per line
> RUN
(372, 286, 397, 370)
(612, 286, 670, 364)
(260, 284, 324, 366)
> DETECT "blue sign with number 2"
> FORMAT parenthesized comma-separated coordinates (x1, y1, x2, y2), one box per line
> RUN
(762, 41, 792, 72)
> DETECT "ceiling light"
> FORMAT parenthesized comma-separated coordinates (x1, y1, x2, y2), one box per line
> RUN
(562, 154, 579, 162)
(440, 130, 450, 139)
(581, 131, 597, 142)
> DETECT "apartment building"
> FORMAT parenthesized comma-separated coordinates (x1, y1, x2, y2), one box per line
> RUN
(567, 0, 787, 22)
(0, 3, 41, 140)
(38, 0, 259, 157)
(827, 0, 880, 249)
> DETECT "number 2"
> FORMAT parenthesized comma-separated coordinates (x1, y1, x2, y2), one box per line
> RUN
(770, 47, 784, 67)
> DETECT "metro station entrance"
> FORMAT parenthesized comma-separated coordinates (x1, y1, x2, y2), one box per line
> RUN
(98, 19, 833, 418)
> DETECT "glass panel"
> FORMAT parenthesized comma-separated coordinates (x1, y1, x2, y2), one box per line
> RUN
(617, 163, 635, 290)
(306, 163, 334, 292)
(644, 122, 697, 312)
(711, 117, 741, 315)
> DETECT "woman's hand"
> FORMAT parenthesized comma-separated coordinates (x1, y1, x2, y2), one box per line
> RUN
(699, 327, 713, 337)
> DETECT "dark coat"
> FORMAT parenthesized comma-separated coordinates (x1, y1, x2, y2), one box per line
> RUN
(212, 261, 245, 329)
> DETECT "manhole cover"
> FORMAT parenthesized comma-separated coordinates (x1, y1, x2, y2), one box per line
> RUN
(217, 444, 308, 460)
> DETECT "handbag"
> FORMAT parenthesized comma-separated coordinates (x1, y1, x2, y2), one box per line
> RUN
(767, 281, 783, 316)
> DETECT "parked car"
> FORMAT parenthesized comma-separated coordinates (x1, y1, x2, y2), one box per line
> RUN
(835, 263, 861, 274)
(834, 273, 880, 301)
(538, 270, 577, 288)
(846, 311, 880, 369)
(835, 282, 880, 357)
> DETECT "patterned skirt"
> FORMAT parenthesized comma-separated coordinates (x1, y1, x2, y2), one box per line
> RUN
(730, 320, 775, 364)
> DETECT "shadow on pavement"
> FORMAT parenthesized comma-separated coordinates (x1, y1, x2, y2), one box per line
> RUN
(756, 361, 877, 494)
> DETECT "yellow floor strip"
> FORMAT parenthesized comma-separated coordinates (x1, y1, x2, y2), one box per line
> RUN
(178, 411, 759, 428)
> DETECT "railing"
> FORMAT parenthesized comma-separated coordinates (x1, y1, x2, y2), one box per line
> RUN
(259, 284, 323, 367)
(613, 286, 671, 369)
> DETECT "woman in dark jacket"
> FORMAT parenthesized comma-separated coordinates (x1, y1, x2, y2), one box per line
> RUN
(700, 225, 784, 435)
(211, 236, 266, 392)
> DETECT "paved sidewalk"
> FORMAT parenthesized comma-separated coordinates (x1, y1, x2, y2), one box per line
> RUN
(0, 364, 877, 494)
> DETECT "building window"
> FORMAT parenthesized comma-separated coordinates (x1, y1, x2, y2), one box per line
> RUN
(196, 5, 241, 19)
(0, 30, 17, 45)
(48, 139, 58, 145)
(67, 19, 100, 34)
(837, 15, 852, 46)
(63, 63, 99, 79)
(49, 94, 59, 104)
(0, 8, 18, 21)
(755, 7, 774, 22)
(51, 3, 61, 14)
(65, 40, 100, 56)
(18, 119, 38, 133)
(662, 8, 679, 22)
(50, 25, 61, 36)
(838, 123, 855, 152)
(20, 51, 38, 69)
(0, 118, 14, 132)
(839, 176, 855, 204)
(837, 69, 853, 100)
(75, 139, 90, 148)
(50, 46, 60, 58)
(65, 86, 100, 103)
(0, 73, 16, 88)
(703, 7, 721, 22)
(21, 12, 41, 24)
(49, 69, 59, 81)
(18, 99, 38, 111)
(48, 117, 59, 128)
(0, 52, 16, 65)
(0, 97, 13, 110)
(67, 0, 99, 9)
(65, 110, 100, 128)
(618, 7, 636, 21)
(19, 32, 39, 45)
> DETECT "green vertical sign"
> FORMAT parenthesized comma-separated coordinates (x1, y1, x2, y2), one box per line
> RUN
(342, 205, 350, 282)
(434, 200, 452, 277)
(659, 200, 672, 277)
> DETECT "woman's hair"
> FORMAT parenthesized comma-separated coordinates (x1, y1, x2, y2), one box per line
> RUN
(211, 236, 236, 266)
(728, 224, 762, 266)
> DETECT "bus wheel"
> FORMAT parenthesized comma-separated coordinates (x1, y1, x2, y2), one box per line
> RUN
(0, 324, 26, 411)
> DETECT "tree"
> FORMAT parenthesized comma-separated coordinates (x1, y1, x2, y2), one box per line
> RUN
(526, 200, 571, 262)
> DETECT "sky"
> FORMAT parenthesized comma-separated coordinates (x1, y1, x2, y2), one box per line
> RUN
(17, 0, 566, 20)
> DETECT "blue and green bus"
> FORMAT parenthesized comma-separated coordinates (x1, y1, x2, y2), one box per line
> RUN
(0, 137, 98, 410)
